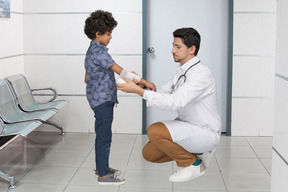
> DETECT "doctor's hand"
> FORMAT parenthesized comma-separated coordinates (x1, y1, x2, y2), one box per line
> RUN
(117, 78, 145, 97)
(143, 81, 157, 92)
(130, 71, 156, 91)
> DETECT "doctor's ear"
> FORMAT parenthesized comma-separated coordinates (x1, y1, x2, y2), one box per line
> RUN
(189, 45, 196, 55)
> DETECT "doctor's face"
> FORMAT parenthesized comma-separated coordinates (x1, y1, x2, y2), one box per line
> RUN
(171, 37, 194, 65)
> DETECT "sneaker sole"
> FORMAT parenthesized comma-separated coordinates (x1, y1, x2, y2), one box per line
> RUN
(95, 172, 121, 178)
(98, 180, 126, 186)
(169, 171, 206, 182)
(95, 173, 121, 178)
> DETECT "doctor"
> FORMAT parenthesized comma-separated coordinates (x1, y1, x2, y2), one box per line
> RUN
(117, 27, 221, 182)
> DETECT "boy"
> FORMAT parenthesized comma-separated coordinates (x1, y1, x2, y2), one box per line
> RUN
(84, 10, 155, 185)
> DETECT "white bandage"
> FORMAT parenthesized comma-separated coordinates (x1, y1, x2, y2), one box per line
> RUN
(116, 78, 126, 84)
(120, 69, 141, 83)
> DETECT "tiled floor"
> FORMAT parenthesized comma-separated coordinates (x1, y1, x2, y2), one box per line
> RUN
(0, 132, 272, 192)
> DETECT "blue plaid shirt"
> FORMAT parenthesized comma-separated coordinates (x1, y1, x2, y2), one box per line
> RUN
(85, 41, 118, 109)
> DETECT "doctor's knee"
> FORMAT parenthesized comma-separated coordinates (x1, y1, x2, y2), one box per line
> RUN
(142, 144, 153, 162)
(147, 122, 172, 143)
(147, 122, 165, 140)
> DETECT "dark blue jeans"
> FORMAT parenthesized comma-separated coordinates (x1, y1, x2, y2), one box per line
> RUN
(92, 101, 114, 176)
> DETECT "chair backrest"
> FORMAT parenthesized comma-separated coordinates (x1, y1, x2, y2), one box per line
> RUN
(0, 80, 23, 122)
(4, 74, 35, 109)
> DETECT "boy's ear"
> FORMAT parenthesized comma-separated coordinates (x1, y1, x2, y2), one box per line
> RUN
(95, 32, 103, 39)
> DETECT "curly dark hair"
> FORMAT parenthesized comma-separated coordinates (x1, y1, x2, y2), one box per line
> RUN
(84, 10, 118, 40)
(173, 28, 201, 56)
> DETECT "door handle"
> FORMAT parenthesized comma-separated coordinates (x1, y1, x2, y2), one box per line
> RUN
(148, 47, 155, 53)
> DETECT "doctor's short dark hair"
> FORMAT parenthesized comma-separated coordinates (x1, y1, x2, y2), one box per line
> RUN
(173, 28, 201, 56)
(84, 10, 118, 40)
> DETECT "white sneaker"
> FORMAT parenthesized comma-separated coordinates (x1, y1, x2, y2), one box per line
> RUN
(197, 148, 216, 168)
(169, 163, 205, 182)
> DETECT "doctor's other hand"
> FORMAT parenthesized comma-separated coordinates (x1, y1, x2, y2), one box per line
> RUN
(131, 71, 156, 91)
(117, 78, 145, 96)
(143, 81, 157, 92)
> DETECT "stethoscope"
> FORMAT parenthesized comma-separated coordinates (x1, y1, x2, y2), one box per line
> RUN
(171, 60, 200, 92)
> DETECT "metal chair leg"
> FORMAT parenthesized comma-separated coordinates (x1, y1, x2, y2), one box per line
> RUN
(0, 169, 16, 189)
(42, 120, 64, 135)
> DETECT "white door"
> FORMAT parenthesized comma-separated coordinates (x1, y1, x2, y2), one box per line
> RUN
(146, 0, 229, 132)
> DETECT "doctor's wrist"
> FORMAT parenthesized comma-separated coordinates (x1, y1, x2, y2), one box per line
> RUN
(136, 86, 145, 97)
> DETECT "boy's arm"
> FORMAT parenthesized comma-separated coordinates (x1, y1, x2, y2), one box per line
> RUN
(110, 64, 140, 82)
(110, 64, 156, 91)
(109, 63, 123, 75)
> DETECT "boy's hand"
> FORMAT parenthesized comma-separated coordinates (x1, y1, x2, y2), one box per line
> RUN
(116, 78, 126, 84)
(131, 71, 140, 83)
(84, 72, 87, 83)
(117, 78, 144, 96)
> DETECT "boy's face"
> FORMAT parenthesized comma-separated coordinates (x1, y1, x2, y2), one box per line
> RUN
(95, 31, 112, 46)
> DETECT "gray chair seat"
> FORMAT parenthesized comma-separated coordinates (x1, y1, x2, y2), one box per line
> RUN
(0, 118, 42, 137)
(0, 80, 63, 136)
(19, 100, 67, 112)
(4, 74, 68, 112)
(0, 80, 56, 124)
(0, 75, 67, 189)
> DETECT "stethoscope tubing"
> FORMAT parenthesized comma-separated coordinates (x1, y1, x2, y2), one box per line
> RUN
(175, 60, 200, 84)
(171, 60, 200, 93)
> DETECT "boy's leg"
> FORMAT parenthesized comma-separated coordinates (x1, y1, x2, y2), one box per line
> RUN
(146, 122, 197, 167)
(93, 101, 114, 177)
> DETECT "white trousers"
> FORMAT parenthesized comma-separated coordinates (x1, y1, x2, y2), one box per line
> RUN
(162, 120, 220, 153)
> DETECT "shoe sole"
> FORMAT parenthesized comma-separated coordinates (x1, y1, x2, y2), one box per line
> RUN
(95, 173, 121, 179)
(169, 171, 206, 182)
(98, 180, 126, 186)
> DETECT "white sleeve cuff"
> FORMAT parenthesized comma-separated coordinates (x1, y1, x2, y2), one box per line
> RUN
(143, 90, 153, 107)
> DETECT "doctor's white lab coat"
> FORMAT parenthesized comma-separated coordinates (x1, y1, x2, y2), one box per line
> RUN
(143, 56, 221, 153)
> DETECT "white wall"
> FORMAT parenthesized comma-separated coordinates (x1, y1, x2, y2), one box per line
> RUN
(22, 0, 143, 133)
(231, 0, 276, 136)
(0, 0, 24, 78)
(1, 0, 279, 136)
(271, 0, 288, 191)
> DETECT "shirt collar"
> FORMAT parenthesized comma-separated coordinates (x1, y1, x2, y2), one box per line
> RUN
(91, 41, 108, 51)
(177, 56, 200, 72)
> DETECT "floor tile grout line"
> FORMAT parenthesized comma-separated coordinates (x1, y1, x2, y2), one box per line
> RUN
(170, 158, 176, 192)
(245, 137, 272, 176)
(214, 152, 229, 192)
(172, 161, 174, 192)
(62, 134, 95, 192)
(117, 134, 138, 192)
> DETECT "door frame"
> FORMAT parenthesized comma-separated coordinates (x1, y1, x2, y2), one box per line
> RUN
(142, 0, 147, 134)
(142, 0, 234, 136)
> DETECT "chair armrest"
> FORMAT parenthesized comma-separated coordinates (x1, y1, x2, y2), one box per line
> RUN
(31, 88, 58, 102)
